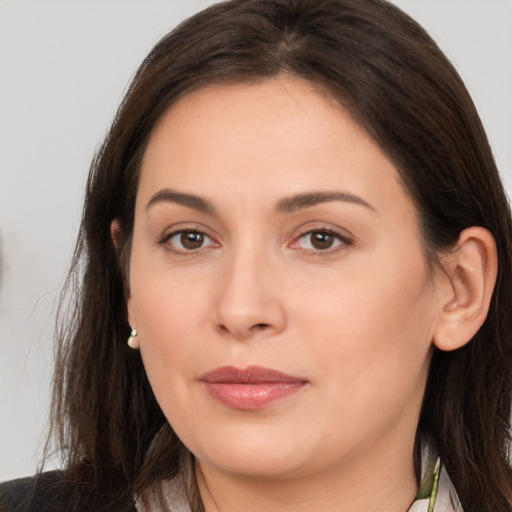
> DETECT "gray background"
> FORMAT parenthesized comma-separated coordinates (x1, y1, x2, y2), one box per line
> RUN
(1, 0, 511, 481)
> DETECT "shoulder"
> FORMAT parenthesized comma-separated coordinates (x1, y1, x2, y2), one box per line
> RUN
(0, 468, 136, 512)
(1, 471, 64, 512)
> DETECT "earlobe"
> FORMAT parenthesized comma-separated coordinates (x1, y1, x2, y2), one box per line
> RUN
(433, 227, 497, 352)
(127, 327, 140, 349)
(126, 300, 140, 349)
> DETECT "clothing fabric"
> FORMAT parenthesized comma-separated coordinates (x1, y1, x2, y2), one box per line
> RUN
(406, 443, 463, 512)
(0, 446, 463, 512)
(0, 467, 136, 512)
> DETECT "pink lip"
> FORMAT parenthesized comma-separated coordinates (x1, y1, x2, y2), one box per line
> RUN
(199, 365, 308, 410)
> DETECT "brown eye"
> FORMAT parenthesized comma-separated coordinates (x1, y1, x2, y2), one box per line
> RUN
(164, 229, 216, 252)
(294, 229, 349, 252)
(180, 230, 205, 250)
(310, 231, 335, 250)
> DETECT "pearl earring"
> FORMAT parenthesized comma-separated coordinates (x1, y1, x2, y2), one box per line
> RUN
(127, 328, 139, 349)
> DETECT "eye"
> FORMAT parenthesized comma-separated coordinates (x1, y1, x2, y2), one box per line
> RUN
(162, 229, 217, 252)
(293, 229, 351, 252)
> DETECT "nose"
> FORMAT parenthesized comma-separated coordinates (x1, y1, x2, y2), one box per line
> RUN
(214, 245, 286, 341)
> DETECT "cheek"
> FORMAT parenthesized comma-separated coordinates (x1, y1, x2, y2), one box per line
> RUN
(139, 300, 210, 351)
(129, 263, 216, 403)
(292, 252, 435, 413)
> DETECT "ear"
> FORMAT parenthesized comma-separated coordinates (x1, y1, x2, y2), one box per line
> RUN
(433, 227, 497, 351)
(111, 220, 140, 349)
(110, 219, 122, 251)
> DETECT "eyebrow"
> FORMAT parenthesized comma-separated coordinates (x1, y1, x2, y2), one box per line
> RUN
(146, 188, 375, 215)
(276, 191, 375, 213)
(146, 189, 216, 213)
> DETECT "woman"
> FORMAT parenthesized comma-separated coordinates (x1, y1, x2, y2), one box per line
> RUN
(1, 0, 511, 511)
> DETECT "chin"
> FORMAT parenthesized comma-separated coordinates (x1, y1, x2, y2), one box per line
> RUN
(184, 424, 317, 479)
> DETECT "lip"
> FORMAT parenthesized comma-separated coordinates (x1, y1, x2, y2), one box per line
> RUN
(199, 365, 308, 410)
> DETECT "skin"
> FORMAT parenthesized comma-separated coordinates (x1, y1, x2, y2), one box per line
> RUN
(123, 77, 494, 512)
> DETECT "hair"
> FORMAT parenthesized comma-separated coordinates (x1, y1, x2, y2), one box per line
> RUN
(47, 1, 512, 511)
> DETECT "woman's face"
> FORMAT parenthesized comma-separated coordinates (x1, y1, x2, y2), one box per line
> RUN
(127, 78, 443, 481)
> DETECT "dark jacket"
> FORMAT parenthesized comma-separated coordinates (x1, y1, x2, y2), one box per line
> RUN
(0, 468, 136, 512)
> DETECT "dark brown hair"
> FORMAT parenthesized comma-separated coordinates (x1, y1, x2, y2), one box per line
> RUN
(48, 1, 512, 510)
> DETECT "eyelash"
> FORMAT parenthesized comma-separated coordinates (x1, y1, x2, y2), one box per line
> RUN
(291, 228, 353, 254)
(158, 228, 218, 255)
(157, 227, 353, 255)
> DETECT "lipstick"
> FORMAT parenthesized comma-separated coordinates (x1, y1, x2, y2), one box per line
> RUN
(199, 365, 308, 410)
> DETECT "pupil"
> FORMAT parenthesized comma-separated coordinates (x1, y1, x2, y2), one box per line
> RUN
(311, 232, 333, 250)
(181, 231, 204, 249)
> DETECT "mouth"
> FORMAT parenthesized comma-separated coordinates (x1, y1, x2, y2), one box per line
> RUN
(199, 365, 309, 410)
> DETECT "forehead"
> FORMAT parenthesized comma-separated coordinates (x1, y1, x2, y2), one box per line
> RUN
(144, 78, 367, 166)
(137, 77, 415, 222)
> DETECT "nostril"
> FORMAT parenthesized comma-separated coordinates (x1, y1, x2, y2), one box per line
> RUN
(252, 323, 271, 331)
(217, 321, 274, 338)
